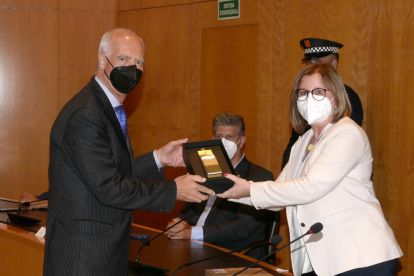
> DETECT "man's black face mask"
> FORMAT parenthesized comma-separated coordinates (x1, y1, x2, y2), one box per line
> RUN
(104, 55, 142, 94)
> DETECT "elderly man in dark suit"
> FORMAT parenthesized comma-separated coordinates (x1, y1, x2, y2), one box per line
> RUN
(166, 112, 274, 259)
(44, 28, 214, 276)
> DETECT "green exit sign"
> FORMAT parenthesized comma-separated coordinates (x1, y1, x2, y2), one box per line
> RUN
(218, 0, 240, 20)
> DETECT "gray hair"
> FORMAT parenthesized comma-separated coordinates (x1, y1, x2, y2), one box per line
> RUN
(98, 28, 145, 55)
(213, 112, 245, 137)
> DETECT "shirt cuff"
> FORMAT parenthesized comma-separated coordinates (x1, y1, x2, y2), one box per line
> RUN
(153, 150, 165, 170)
(191, 226, 204, 241)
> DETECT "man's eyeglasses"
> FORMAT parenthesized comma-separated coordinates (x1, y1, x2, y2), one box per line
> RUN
(295, 88, 327, 101)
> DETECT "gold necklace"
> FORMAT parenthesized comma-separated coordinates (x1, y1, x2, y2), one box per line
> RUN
(307, 122, 334, 153)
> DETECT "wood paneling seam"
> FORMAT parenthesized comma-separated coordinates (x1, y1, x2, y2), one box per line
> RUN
(0, 7, 116, 13)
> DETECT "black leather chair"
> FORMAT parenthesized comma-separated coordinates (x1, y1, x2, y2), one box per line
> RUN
(238, 211, 281, 265)
(263, 211, 281, 265)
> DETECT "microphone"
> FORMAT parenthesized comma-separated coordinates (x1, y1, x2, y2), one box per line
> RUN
(21, 200, 41, 207)
(232, 223, 323, 276)
(7, 201, 44, 225)
(127, 211, 195, 275)
(17, 200, 41, 215)
(135, 210, 195, 262)
(16, 199, 45, 215)
(172, 235, 283, 276)
(17, 203, 24, 216)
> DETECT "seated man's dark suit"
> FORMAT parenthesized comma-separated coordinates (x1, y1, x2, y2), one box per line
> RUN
(44, 78, 177, 276)
(177, 156, 274, 259)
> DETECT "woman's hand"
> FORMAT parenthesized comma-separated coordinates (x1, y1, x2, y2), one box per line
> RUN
(217, 173, 251, 199)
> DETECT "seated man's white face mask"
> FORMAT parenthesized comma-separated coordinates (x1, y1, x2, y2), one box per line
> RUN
(221, 138, 240, 159)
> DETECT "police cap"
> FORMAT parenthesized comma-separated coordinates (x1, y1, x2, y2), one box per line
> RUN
(300, 38, 343, 61)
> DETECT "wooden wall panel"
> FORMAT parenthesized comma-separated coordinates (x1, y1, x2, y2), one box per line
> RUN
(199, 24, 260, 142)
(0, 0, 58, 9)
(118, 0, 213, 11)
(332, 1, 370, 129)
(59, 11, 116, 107)
(118, 5, 193, 229)
(364, 2, 414, 274)
(189, 0, 271, 169)
(118, 6, 194, 156)
(59, 0, 115, 11)
(0, 2, 116, 200)
(0, 8, 59, 198)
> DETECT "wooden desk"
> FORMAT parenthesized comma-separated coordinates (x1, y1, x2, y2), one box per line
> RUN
(0, 213, 292, 276)
(0, 222, 45, 275)
(128, 225, 291, 276)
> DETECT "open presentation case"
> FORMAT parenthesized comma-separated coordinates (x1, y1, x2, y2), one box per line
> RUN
(182, 139, 236, 194)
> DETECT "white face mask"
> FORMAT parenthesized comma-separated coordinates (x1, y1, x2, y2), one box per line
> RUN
(221, 138, 240, 159)
(297, 94, 334, 125)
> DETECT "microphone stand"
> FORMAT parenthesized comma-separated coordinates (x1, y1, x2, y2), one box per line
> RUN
(7, 203, 42, 225)
(135, 216, 187, 262)
(232, 236, 304, 276)
(128, 212, 195, 275)
(232, 223, 323, 276)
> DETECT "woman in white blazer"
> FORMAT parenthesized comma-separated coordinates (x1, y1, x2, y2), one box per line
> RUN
(218, 64, 402, 276)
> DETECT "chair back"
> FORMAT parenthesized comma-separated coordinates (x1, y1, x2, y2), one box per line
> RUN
(264, 211, 281, 265)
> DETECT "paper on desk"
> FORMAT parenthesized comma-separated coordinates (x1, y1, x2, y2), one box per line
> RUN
(275, 268, 290, 273)
(36, 226, 46, 237)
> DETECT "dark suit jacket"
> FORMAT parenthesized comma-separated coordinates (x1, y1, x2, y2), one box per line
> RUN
(178, 156, 274, 259)
(44, 78, 177, 276)
(281, 84, 363, 169)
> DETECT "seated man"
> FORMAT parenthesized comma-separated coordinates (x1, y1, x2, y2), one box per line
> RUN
(166, 112, 274, 259)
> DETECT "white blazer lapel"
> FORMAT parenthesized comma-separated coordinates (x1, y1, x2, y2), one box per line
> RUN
(298, 123, 336, 177)
(286, 129, 314, 180)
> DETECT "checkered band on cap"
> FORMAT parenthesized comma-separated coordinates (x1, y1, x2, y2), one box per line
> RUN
(305, 46, 339, 54)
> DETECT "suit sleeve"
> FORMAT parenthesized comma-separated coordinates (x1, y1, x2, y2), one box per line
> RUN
(133, 151, 165, 180)
(36, 191, 50, 200)
(177, 202, 197, 221)
(203, 169, 274, 245)
(281, 128, 300, 170)
(345, 85, 363, 126)
(62, 108, 177, 212)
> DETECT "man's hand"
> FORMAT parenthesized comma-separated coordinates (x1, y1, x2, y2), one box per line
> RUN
(166, 218, 192, 240)
(20, 192, 38, 203)
(217, 173, 251, 199)
(175, 174, 214, 202)
(19, 193, 48, 210)
(30, 200, 49, 210)
(156, 138, 188, 167)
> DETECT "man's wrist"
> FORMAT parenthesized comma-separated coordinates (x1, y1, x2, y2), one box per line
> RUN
(190, 226, 204, 241)
(153, 150, 165, 169)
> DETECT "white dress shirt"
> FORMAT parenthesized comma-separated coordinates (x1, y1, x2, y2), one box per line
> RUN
(191, 154, 245, 240)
